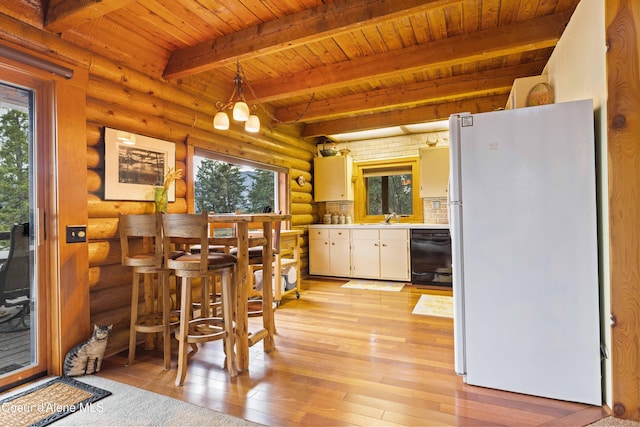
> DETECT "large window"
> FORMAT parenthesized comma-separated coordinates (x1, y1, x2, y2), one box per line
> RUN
(193, 150, 286, 215)
(354, 158, 422, 223)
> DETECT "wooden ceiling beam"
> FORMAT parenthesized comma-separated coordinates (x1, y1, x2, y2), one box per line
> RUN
(275, 61, 547, 123)
(251, 12, 570, 102)
(301, 94, 508, 137)
(162, 0, 456, 79)
(44, 0, 136, 33)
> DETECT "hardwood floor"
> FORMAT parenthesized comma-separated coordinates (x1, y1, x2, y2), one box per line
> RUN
(98, 277, 608, 426)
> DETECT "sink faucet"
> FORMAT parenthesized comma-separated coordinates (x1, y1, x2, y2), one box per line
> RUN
(384, 212, 399, 224)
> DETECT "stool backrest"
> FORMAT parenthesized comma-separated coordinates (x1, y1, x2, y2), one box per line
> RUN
(161, 212, 210, 274)
(118, 213, 162, 268)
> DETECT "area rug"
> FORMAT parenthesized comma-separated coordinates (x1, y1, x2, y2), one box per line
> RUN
(49, 376, 263, 426)
(0, 376, 111, 427)
(412, 294, 454, 318)
(341, 279, 405, 292)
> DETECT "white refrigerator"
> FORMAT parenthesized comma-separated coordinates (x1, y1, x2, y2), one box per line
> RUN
(448, 99, 602, 405)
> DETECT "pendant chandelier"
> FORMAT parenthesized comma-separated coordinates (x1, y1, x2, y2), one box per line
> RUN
(213, 62, 260, 133)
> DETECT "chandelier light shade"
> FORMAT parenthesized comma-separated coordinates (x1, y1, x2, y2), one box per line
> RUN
(245, 114, 260, 133)
(213, 111, 230, 130)
(214, 62, 260, 132)
(232, 101, 250, 121)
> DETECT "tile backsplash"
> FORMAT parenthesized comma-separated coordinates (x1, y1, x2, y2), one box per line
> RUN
(316, 130, 451, 224)
(323, 201, 355, 223)
(423, 197, 449, 224)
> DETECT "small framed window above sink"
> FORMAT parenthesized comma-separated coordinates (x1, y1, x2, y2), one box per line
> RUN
(353, 157, 423, 224)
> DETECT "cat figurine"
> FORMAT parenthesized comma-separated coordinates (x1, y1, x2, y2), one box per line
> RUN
(63, 324, 113, 377)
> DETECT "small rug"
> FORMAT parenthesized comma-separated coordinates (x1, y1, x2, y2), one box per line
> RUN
(412, 294, 454, 318)
(49, 376, 264, 426)
(341, 279, 405, 292)
(0, 376, 111, 427)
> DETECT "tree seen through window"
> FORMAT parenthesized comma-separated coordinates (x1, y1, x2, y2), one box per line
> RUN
(194, 158, 275, 214)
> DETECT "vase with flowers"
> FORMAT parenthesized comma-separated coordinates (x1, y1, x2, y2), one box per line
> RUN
(154, 167, 182, 213)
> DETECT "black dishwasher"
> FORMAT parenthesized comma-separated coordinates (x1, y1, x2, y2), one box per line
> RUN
(410, 229, 452, 287)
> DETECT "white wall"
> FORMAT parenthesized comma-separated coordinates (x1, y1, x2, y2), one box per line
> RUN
(545, 0, 610, 407)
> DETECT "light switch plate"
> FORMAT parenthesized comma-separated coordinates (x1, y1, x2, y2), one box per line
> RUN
(66, 225, 87, 243)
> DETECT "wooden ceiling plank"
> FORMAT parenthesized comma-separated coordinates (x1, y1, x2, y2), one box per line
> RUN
(375, 21, 407, 51)
(60, 16, 170, 77)
(163, 0, 460, 79)
(305, 38, 350, 65)
(276, 61, 545, 122)
(497, 0, 522, 26)
(301, 94, 508, 136)
(410, 12, 432, 44)
(360, 26, 390, 52)
(45, 0, 136, 33)
(250, 12, 570, 102)
(463, 0, 481, 33)
(480, 0, 501, 29)
(333, 30, 379, 59)
(131, 1, 206, 47)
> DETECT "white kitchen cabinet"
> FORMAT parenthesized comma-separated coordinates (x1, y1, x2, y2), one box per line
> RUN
(351, 228, 410, 281)
(308, 227, 351, 277)
(419, 146, 450, 198)
(351, 228, 379, 279)
(379, 229, 410, 280)
(314, 156, 354, 201)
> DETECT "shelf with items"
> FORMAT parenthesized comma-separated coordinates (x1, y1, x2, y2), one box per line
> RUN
(275, 229, 302, 302)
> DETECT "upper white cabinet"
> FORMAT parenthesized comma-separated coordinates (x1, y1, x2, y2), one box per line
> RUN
(314, 156, 354, 201)
(505, 75, 548, 110)
(419, 146, 450, 198)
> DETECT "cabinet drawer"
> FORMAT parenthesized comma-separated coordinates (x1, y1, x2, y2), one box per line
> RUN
(380, 228, 408, 241)
(351, 228, 378, 240)
(309, 228, 329, 239)
(330, 229, 350, 240)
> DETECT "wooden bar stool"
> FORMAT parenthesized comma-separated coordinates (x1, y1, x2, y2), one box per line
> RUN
(161, 212, 239, 386)
(119, 213, 177, 370)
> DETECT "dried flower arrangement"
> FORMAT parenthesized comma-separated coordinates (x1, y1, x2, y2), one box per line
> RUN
(154, 167, 183, 213)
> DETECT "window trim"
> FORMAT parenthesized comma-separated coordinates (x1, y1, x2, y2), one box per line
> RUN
(353, 157, 423, 223)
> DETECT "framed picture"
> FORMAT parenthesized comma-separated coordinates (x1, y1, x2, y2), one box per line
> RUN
(104, 127, 176, 201)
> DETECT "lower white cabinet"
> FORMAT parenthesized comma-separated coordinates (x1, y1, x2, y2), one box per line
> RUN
(309, 226, 410, 281)
(308, 227, 351, 277)
(352, 228, 410, 281)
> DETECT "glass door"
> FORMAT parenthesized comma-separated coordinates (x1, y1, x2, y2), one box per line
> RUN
(0, 80, 44, 387)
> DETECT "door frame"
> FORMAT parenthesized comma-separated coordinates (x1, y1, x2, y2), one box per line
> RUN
(0, 41, 90, 387)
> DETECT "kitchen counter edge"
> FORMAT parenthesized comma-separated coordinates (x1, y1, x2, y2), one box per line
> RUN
(308, 223, 449, 230)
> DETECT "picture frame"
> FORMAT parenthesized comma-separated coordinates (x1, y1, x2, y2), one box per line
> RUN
(104, 127, 176, 201)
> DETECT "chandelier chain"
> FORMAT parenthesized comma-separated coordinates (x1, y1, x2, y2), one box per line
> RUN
(238, 65, 315, 125)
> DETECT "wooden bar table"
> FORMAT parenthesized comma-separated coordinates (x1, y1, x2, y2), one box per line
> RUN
(207, 212, 290, 371)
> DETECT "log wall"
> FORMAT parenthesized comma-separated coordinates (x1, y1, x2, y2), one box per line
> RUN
(0, 10, 316, 359)
(0, 13, 316, 355)
(85, 67, 316, 354)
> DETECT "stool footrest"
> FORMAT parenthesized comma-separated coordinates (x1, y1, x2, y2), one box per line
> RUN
(248, 328, 268, 347)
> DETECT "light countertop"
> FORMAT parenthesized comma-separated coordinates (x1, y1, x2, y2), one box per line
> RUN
(309, 223, 449, 230)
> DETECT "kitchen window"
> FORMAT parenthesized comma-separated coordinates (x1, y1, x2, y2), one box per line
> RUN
(353, 157, 422, 223)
